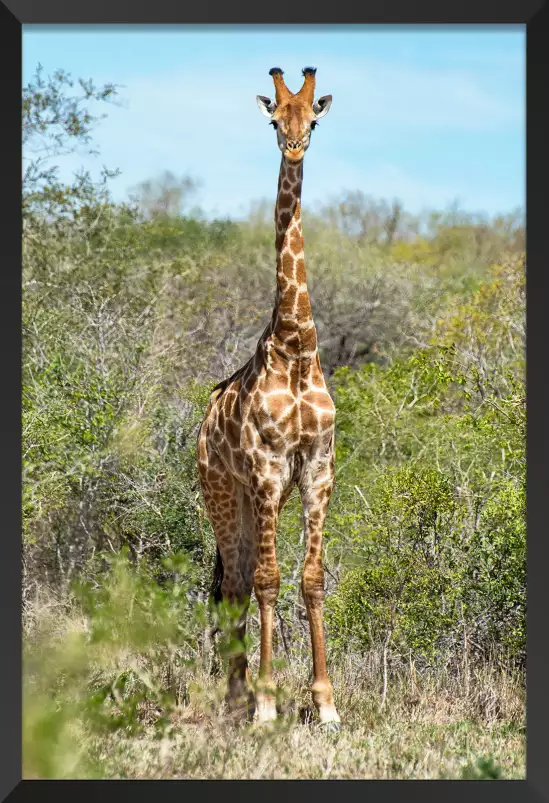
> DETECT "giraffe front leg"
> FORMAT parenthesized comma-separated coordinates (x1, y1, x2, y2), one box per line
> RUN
(300, 466, 341, 729)
(251, 487, 281, 725)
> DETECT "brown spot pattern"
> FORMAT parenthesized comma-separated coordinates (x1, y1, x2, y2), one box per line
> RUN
(196, 92, 339, 725)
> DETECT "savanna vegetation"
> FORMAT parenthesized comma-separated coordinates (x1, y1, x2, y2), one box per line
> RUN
(23, 66, 526, 779)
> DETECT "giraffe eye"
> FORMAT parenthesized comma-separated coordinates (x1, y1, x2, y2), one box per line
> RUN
(311, 120, 318, 131)
(270, 121, 278, 130)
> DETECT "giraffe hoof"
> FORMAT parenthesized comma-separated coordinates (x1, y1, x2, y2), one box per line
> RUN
(255, 708, 278, 726)
(319, 719, 341, 734)
(255, 695, 278, 725)
(317, 704, 341, 732)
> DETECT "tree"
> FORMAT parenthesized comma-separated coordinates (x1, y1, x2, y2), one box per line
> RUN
(23, 64, 120, 219)
(130, 171, 202, 220)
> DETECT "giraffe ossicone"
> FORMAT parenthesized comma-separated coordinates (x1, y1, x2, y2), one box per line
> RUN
(198, 66, 340, 728)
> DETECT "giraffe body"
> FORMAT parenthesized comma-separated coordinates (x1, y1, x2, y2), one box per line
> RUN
(197, 67, 339, 726)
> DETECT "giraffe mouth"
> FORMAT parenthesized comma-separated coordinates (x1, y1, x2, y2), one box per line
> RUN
(284, 148, 305, 163)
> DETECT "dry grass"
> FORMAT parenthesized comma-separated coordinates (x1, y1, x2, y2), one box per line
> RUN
(23, 588, 525, 781)
(78, 649, 524, 781)
(94, 662, 525, 780)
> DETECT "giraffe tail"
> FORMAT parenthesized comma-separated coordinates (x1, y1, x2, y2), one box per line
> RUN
(210, 546, 224, 606)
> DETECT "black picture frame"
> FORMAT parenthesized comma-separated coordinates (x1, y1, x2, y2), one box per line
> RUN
(3, 4, 547, 802)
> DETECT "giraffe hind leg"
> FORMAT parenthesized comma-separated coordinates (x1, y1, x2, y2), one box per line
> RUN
(233, 489, 258, 721)
(199, 453, 255, 721)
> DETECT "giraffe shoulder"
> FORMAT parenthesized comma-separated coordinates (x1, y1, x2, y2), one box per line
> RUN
(209, 387, 224, 405)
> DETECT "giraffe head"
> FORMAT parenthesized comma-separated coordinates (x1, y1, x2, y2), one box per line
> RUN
(256, 67, 332, 163)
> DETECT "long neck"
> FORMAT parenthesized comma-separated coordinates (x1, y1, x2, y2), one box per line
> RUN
(271, 157, 317, 357)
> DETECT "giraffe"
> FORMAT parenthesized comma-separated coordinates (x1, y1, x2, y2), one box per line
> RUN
(197, 66, 339, 728)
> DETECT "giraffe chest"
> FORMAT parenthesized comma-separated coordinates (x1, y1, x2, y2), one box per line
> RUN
(247, 377, 335, 459)
(207, 356, 335, 488)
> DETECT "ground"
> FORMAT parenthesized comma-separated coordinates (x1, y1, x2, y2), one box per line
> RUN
(92, 663, 525, 780)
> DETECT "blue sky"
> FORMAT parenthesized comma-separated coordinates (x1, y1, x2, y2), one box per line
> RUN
(23, 26, 525, 219)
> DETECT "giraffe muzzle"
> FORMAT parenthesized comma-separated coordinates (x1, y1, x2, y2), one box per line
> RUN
(285, 140, 305, 161)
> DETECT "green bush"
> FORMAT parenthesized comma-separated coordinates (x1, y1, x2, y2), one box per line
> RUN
(466, 484, 526, 662)
(326, 465, 463, 658)
(22, 63, 525, 694)
(325, 261, 524, 668)
(23, 549, 208, 778)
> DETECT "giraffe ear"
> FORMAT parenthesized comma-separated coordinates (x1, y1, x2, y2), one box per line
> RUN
(313, 95, 332, 119)
(256, 95, 277, 118)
